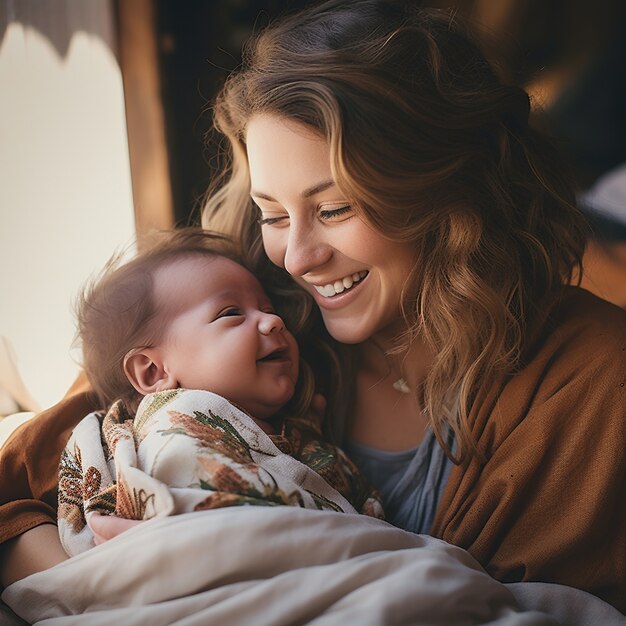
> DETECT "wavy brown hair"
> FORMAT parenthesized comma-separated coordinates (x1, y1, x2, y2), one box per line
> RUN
(202, 0, 588, 459)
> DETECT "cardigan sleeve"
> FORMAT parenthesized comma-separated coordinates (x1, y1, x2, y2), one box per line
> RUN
(431, 288, 626, 613)
(0, 375, 98, 545)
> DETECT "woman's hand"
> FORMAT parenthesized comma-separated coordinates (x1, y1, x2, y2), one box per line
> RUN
(87, 512, 144, 545)
(0, 524, 69, 587)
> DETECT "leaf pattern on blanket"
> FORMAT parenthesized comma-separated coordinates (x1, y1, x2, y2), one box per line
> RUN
(197, 455, 259, 491)
(281, 416, 385, 519)
(134, 389, 182, 440)
(165, 411, 322, 510)
(194, 492, 284, 510)
(306, 490, 346, 513)
(195, 455, 309, 509)
(86, 484, 117, 516)
(58, 445, 86, 533)
(116, 478, 156, 520)
(102, 403, 135, 457)
(162, 409, 256, 464)
(194, 486, 307, 511)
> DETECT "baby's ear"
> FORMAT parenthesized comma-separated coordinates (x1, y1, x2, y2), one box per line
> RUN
(123, 349, 176, 395)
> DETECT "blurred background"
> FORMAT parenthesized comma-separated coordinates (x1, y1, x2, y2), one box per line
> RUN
(1, 0, 625, 421)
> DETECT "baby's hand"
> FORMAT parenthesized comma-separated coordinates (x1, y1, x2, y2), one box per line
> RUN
(86, 512, 144, 545)
(303, 393, 327, 431)
(310, 393, 327, 419)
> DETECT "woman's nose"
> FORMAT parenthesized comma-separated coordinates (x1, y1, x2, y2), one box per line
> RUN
(283, 222, 332, 278)
(257, 312, 285, 335)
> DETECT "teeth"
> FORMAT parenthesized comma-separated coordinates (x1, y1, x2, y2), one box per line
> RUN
(314, 271, 367, 297)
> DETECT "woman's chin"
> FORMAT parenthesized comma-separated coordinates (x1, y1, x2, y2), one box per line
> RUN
(320, 317, 373, 345)
(321, 311, 405, 345)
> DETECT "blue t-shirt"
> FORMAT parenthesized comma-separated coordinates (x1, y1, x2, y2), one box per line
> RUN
(344, 429, 453, 534)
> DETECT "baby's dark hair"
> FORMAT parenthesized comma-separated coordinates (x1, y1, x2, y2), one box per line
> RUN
(76, 228, 249, 410)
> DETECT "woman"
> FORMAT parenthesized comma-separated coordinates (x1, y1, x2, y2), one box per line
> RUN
(1, 0, 624, 613)
(202, 0, 626, 608)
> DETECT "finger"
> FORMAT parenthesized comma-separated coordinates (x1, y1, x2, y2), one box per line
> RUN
(86, 512, 143, 542)
(86, 512, 106, 545)
(311, 393, 327, 417)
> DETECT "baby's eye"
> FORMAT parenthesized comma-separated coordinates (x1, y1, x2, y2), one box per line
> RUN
(216, 307, 243, 319)
(318, 205, 353, 222)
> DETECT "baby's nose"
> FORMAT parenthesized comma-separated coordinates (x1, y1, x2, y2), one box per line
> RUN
(258, 312, 285, 335)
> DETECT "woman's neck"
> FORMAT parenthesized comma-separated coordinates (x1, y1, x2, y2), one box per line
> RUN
(348, 332, 434, 452)
(361, 330, 434, 392)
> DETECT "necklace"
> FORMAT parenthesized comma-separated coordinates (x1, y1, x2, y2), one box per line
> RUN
(392, 377, 411, 394)
(370, 339, 412, 394)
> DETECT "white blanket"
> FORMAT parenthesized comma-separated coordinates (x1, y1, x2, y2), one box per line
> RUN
(3, 508, 624, 625)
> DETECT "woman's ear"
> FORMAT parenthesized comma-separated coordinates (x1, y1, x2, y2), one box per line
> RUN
(123, 349, 177, 395)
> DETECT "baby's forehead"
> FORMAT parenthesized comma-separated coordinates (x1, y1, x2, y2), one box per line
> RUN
(152, 253, 269, 308)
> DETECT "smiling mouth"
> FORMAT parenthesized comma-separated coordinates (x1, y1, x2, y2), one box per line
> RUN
(258, 347, 290, 363)
(313, 271, 368, 298)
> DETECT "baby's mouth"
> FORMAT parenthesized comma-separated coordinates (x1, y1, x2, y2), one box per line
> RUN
(313, 271, 368, 298)
(258, 347, 290, 363)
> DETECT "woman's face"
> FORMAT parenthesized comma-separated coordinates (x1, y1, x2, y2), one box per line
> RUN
(246, 114, 415, 344)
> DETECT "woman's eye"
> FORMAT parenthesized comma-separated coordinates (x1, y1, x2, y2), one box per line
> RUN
(258, 215, 289, 227)
(318, 205, 353, 222)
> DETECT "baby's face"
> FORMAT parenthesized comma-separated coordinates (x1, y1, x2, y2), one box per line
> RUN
(154, 255, 299, 419)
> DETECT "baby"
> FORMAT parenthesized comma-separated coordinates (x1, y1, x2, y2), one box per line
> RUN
(58, 228, 383, 556)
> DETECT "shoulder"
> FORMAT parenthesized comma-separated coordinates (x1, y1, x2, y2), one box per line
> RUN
(548, 285, 626, 343)
(470, 287, 626, 456)
(526, 286, 626, 386)
(473, 287, 625, 439)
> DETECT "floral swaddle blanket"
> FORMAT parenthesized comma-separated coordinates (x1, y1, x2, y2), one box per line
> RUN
(58, 389, 384, 556)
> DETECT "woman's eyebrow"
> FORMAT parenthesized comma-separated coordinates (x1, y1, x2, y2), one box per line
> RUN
(303, 179, 335, 198)
(250, 179, 335, 202)
(250, 190, 277, 202)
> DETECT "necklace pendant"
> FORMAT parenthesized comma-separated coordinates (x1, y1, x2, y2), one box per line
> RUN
(392, 377, 411, 394)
